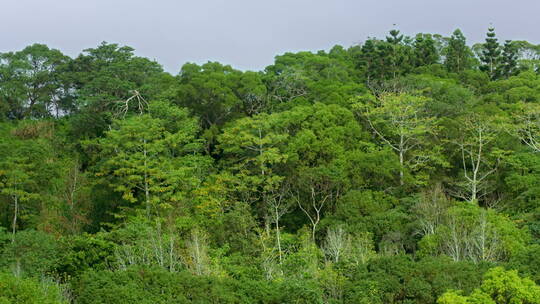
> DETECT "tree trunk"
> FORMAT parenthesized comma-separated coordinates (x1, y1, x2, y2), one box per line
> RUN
(12, 195, 18, 242)
(311, 210, 320, 243)
(399, 135, 405, 186)
(274, 206, 282, 264)
(471, 180, 477, 202)
(399, 150, 404, 186)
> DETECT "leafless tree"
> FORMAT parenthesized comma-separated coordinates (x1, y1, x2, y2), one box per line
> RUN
(467, 210, 501, 262)
(184, 229, 211, 276)
(413, 184, 450, 236)
(511, 102, 540, 152)
(323, 226, 350, 263)
(443, 214, 468, 261)
(114, 222, 182, 272)
(266, 182, 293, 264)
(438, 208, 503, 263)
(295, 175, 338, 242)
(256, 227, 284, 280)
(112, 90, 148, 119)
(452, 115, 499, 202)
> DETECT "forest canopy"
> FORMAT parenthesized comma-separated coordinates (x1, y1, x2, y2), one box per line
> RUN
(1, 28, 540, 303)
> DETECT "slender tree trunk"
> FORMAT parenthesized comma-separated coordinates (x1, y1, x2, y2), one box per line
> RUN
(12, 195, 18, 243)
(169, 235, 175, 272)
(470, 128, 482, 202)
(399, 150, 404, 186)
(399, 135, 404, 186)
(312, 209, 320, 242)
(144, 176, 150, 217)
(192, 232, 203, 275)
(274, 206, 282, 264)
(297, 188, 322, 243)
(471, 179, 477, 202)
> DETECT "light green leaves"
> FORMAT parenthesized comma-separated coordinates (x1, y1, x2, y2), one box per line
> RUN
(438, 267, 540, 304)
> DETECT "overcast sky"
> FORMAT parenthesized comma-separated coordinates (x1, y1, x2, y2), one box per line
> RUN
(2, 0, 539, 73)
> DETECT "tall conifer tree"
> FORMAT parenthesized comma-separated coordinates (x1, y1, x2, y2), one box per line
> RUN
(480, 27, 502, 79)
(500, 40, 519, 78)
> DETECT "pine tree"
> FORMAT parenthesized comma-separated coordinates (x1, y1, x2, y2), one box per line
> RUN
(445, 29, 473, 73)
(413, 33, 439, 67)
(500, 40, 519, 78)
(384, 29, 411, 80)
(386, 29, 403, 45)
(359, 39, 378, 84)
(480, 27, 502, 79)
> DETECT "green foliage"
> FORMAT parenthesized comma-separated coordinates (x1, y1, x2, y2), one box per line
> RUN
(354, 92, 444, 185)
(500, 40, 520, 78)
(74, 266, 326, 304)
(413, 34, 440, 67)
(2, 31, 540, 302)
(438, 267, 540, 304)
(445, 29, 475, 73)
(67, 42, 164, 139)
(356, 30, 414, 83)
(508, 244, 540, 283)
(0, 44, 71, 120)
(56, 233, 116, 278)
(0, 230, 60, 278)
(479, 28, 502, 80)
(418, 203, 528, 262)
(218, 112, 289, 198)
(166, 62, 248, 128)
(88, 101, 210, 217)
(0, 272, 66, 304)
(0, 125, 62, 235)
(346, 255, 488, 304)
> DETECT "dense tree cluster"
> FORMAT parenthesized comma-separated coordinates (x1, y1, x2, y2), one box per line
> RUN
(1, 28, 540, 303)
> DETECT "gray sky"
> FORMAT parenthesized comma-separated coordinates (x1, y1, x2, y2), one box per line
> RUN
(2, 0, 540, 73)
